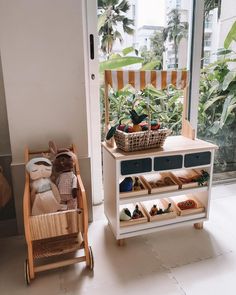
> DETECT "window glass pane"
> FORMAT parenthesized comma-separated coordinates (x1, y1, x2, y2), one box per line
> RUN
(197, 1, 236, 181)
(98, 0, 193, 140)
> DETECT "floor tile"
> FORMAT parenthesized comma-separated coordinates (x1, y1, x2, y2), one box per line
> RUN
(0, 236, 64, 295)
(1, 183, 236, 295)
(171, 252, 236, 295)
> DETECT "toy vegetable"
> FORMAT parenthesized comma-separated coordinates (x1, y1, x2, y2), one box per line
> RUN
(129, 110, 148, 132)
(120, 208, 132, 221)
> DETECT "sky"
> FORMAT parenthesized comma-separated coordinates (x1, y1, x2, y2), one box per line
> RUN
(136, 0, 166, 28)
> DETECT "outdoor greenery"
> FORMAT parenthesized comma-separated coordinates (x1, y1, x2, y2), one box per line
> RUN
(163, 9, 188, 68)
(198, 26, 236, 171)
(204, 0, 221, 18)
(107, 86, 183, 134)
(98, 1, 236, 172)
(140, 30, 165, 70)
(98, 0, 134, 58)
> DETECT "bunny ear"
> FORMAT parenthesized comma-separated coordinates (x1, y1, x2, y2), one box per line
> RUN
(42, 152, 50, 159)
(49, 140, 58, 156)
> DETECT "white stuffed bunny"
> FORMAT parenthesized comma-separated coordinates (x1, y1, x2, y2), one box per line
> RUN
(26, 157, 64, 215)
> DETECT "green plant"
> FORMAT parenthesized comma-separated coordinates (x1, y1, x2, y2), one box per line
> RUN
(198, 48, 236, 171)
(163, 9, 188, 68)
(98, 0, 134, 58)
(103, 84, 184, 141)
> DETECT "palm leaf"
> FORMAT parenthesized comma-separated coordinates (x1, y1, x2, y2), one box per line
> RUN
(222, 70, 236, 91)
(203, 95, 226, 111)
(99, 56, 143, 72)
(224, 21, 236, 49)
(98, 13, 107, 32)
(220, 94, 235, 128)
(141, 60, 161, 70)
(122, 46, 135, 56)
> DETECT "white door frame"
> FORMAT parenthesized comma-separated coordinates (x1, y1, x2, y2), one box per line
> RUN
(188, 0, 205, 131)
(83, 0, 103, 204)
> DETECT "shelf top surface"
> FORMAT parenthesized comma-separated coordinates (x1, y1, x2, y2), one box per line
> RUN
(102, 136, 218, 160)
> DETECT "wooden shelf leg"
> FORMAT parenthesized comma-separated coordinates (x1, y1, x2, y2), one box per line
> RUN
(117, 239, 125, 246)
(194, 222, 204, 230)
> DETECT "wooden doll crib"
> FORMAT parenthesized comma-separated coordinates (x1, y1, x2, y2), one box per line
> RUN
(23, 144, 94, 285)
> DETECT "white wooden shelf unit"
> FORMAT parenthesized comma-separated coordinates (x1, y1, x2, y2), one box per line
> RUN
(102, 70, 218, 242)
(102, 136, 217, 240)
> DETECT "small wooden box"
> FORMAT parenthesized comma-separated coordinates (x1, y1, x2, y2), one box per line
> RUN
(119, 203, 148, 227)
(170, 169, 201, 189)
(141, 172, 179, 194)
(119, 176, 149, 198)
(141, 198, 177, 222)
(168, 194, 205, 216)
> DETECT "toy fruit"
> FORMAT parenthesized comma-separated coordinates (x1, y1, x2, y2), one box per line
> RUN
(151, 121, 161, 130)
(132, 204, 143, 219)
(133, 177, 142, 191)
(118, 124, 126, 131)
(124, 125, 133, 133)
(177, 199, 196, 210)
(150, 204, 158, 216)
(130, 110, 147, 132)
(141, 125, 148, 131)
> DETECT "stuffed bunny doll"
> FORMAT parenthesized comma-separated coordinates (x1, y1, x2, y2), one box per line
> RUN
(49, 141, 78, 210)
(26, 157, 64, 216)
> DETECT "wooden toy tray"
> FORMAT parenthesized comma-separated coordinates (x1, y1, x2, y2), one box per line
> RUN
(141, 172, 179, 194)
(119, 203, 148, 227)
(168, 194, 205, 216)
(119, 176, 149, 198)
(141, 198, 177, 222)
(170, 169, 201, 189)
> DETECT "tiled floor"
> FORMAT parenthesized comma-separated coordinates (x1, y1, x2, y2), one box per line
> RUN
(1, 183, 236, 295)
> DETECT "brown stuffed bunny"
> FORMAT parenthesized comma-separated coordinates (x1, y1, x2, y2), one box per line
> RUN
(49, 141, 78, 210)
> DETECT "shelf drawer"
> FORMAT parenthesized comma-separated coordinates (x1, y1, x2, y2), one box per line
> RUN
(184, 152, 211, 167)
(154, 155, 182, 171)
(120, 158, 152, 175)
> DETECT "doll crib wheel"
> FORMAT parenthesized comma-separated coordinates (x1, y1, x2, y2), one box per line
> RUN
(24, 259, 30, 285)
(88, 246, 94, 271)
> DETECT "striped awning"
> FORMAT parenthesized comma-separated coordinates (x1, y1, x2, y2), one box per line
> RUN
(105, 70, 189, 91)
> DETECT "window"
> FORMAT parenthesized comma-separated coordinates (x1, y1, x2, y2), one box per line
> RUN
(176, 0, 181, 9)
(204, 34, 212, 47)
(205, 14, 213, 29)
(197, 1, 236, 181)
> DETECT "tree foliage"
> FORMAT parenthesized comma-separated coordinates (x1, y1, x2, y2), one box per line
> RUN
(163, 9, 188, 68)
(204, 0, 221, 18)
(98, 0, 134, 57)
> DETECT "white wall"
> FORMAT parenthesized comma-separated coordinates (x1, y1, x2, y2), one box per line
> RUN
(0, 0, 89, 163)
(0, 0, 105, 228)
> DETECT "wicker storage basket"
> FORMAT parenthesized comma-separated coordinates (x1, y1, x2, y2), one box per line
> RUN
(114, 128, 171, 152)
